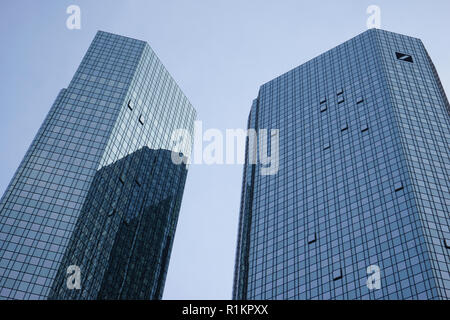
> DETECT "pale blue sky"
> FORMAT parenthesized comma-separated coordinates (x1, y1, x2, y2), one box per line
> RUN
(0, 0, 449, 299)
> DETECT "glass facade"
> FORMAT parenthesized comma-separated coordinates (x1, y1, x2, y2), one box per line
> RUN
(234, 29, 449, 300)
(0, 31, 196, 300)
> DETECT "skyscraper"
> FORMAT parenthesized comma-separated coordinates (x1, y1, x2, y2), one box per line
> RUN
(234, 29, 449, 300)
(0, 31, 196, 300)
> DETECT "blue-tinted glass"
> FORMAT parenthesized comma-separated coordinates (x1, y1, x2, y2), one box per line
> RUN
(0, 31, 196, 300)
(234, 29, 449, 300)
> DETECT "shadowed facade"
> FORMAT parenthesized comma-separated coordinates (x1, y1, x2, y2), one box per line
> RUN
(49, 148, 187, 299)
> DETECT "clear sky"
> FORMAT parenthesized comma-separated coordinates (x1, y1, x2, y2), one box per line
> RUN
(0, 0, 449, 299)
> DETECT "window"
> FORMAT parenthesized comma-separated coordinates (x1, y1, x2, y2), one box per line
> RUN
(108, 209, 116, 217)
(139, 115, 145, 125)
(323, 143, 330, 150)
(395, 52, 413, 63)
(127, 100, 133, 110)
(357, 97, 364, 104)
(337, 96, 345, 104)
(135, 176, 142, 187)
(336, 88, 343, 96)
(333, 269, 342, 281)
(361, 124, 369, 132)
(119, 173, 125, 184)
(341, 123, 348, 132)
(307, 233, 316, 244)
(394, 182, 404, 192)
(320, 97, 327, 104)
(320, 105, 327, 112)
(444, 238, 450, 249)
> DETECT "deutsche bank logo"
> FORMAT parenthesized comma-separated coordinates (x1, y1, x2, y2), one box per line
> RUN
(395, 52, 414, 63)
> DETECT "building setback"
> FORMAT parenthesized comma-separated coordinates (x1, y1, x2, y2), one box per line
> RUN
(234, 29, 449, 300)
(0, 31, 196, 299)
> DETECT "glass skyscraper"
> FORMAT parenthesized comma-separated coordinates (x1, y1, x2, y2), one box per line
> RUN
(0, 31, 196, 299)
(234, 29, 449, 300)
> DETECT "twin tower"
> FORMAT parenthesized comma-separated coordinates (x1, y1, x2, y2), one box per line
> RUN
(0, 29, 448, 300)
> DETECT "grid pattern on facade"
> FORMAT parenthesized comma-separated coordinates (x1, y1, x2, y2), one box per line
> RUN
(234, 29, 449, 300)
(49, 148, 187, 299)
(0, 31, 195, 300)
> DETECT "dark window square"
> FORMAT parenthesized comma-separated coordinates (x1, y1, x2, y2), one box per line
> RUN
(308, 233, 316, 244)
(395, 182, 404, 192)
(135, 176, 142, 186)
(333, 269, 342, 281)
(444, 238, 450, 249)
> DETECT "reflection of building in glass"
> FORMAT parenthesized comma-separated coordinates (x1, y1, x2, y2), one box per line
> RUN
(50, 148, 187, 299)
(0, 31, 195, 300)
(234, 29, 449, 300)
